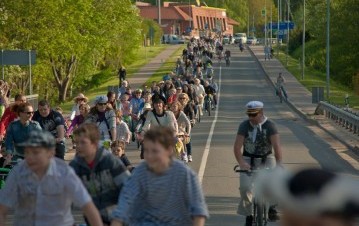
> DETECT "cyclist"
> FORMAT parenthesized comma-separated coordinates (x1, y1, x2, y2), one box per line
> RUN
(192, 79, 206, 116)
(256, 168, 359, 226)
(129, 89, 144, 141)
(233, 101, 282, 226)
(276, 72, 288, 99)
(224, 49, 231, 66)
(203, 80, 217, 110)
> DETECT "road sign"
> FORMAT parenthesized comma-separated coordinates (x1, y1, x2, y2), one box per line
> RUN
(1, 50, 36, 65)
(267, 22, 295, 30)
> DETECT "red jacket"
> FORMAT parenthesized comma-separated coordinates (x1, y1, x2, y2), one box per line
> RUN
(0, 106, 17, 137)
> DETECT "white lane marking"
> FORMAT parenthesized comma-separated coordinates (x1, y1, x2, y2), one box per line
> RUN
(198, 64, 222, 184)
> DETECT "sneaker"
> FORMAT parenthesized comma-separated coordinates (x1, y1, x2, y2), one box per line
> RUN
(188, 155, 193, 162)
(182, 153, 188, 163)
(268, 205, 280, 221)
(245, 215, 253, 226)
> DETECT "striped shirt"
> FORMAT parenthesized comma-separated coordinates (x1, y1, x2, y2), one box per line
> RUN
(112, 159, 209, 226)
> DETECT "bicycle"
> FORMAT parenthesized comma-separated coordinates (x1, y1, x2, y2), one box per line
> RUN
(204, 94, 213, 116)
(225, 56, 230, 67)
(275, 83, 284, 103)
(0, 167, 11, 189)
(234, 165, 269, 226)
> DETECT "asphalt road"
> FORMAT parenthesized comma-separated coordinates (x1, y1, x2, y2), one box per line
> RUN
(5, 44, 359, 225)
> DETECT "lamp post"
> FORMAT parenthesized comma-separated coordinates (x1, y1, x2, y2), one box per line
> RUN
(326, 0, 330, 99)
(285, 0, 290, 66)
(158, 0, 161, 26)
(264, 0, 267, 47)
(277, 0, 280, 57)
(302, 0, 305, 80)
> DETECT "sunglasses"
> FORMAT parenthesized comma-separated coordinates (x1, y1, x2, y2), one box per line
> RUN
(22, 111, 34, 115)
(97, 103, 107, 106)
(247, 113, 259, 118)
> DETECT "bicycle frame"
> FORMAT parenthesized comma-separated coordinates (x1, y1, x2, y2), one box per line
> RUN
(234, 165, 269, 226)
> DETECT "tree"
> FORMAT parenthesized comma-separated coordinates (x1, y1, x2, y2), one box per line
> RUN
(0, 0, 142, 102)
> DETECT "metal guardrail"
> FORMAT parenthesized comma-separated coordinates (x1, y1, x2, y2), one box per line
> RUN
(318, 101, 359, 135)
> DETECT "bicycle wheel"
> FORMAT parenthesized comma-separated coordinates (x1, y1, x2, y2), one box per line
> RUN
(255, 201, 265, 226)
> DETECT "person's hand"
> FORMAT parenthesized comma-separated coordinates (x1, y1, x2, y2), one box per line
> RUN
(238, 160, 251, 171)
(0, 134, 4, 141)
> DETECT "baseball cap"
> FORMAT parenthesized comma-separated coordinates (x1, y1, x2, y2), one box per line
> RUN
(95, 95, 108, 104)
(18, 130, 56, 149)
(246, 101, 264, 114)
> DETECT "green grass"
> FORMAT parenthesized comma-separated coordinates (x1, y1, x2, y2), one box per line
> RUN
(143, 44, 186, 87)
(274, 47, 359, 110)
(60, 45, 167, 112)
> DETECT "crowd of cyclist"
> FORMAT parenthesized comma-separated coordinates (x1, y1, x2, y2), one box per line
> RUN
(0, 34, 358, 226)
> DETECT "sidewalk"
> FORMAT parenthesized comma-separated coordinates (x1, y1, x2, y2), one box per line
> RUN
(249, 45, 359, 152)
(127, 45, 181, 89)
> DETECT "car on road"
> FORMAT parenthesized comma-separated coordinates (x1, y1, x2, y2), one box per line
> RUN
(222, 36, 231, 45)
(233, 33, 247, 44)
(246, 36, 257, 45)
(162, 34, 185, 44)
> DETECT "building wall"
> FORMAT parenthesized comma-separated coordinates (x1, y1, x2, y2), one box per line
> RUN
(183, 6, 233, 37)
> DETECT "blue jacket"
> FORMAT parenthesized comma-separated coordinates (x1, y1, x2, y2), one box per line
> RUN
(5, 120, 42, 156)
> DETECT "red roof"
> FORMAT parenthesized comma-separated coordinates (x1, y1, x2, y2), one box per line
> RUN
(139, 6, 191, 21)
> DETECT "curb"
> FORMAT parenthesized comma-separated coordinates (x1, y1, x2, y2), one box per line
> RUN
(247, 46, 358, 153)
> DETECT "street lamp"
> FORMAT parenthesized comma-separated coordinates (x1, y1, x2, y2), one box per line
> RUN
(302, 0, 305, 80)
(326, 0, 330, 99)
(158, 0, 161, 26)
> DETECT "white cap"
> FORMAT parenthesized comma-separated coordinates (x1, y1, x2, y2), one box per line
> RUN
(246, 101, 264, 113)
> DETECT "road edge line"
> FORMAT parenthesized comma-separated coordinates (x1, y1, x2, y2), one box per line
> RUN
(198, 65, 222, 184)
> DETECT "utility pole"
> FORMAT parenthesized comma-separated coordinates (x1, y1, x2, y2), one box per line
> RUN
(286, 0, 290, 66)
(265, 0, 267, 47)
(277, 0, 280, 57)
(302, 0, 305, 80)
(247, 10, 250, 36)
(270, 2, 273, 45)
(158, 0, 161, 26)
(326, 0, 330, 99)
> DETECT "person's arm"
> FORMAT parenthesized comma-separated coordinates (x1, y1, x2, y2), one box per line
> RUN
(270, 134, 283, 165)
(233, 134, 250, 170)
(82, 202, 103, 226)
(193, 216, 206, 226)
(4, 124, 14, 155)
(56, 125, 65, 143)
(66, 116, 79, 136)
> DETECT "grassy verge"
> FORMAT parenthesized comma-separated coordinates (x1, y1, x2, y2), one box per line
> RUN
(275, 47, 359, 110)
(143, 44, 186, 87)
(60, 45, 167, 112)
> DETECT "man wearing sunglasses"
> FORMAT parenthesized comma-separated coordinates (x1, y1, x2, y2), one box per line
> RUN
(33, 100, 66, 160)
(233, 101, 283, 226)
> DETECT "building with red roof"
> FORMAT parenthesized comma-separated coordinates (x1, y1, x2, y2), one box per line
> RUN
(137, 1, 239, 38)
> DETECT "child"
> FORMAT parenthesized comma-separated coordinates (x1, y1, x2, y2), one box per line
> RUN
(0, 130, 103, 226)
(115, 110, 131, 144)
(70, 123, 130, 225)
(118, 93, 132, 127)
(110, 140, 133, 172)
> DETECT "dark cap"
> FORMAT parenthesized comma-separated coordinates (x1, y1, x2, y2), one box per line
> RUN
(18, 130, 56, 149)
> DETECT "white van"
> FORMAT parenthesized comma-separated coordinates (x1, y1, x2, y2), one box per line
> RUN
(233, 33, 247, 44)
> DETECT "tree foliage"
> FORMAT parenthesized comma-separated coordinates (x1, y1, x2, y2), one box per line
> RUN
(0, 0, 142, 102)
(289, 0, 359, 88)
